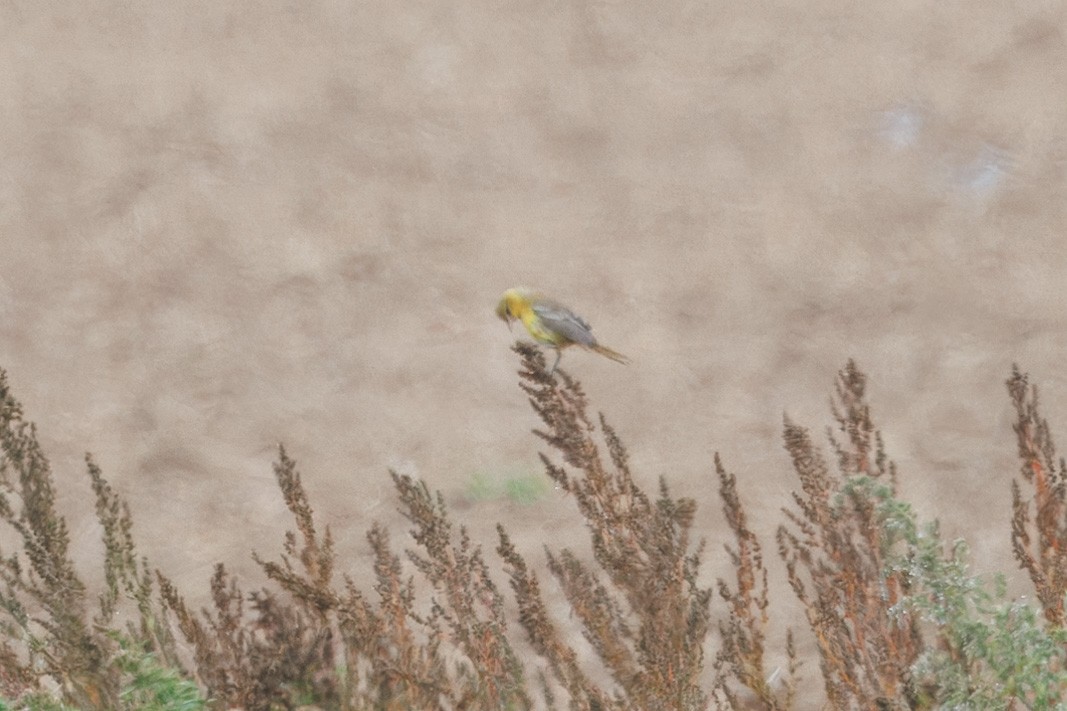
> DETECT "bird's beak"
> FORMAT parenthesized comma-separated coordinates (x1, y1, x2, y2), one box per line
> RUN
(495, 299, 513, 330)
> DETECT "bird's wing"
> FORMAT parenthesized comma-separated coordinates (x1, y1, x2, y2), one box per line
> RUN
(532, 300, 597, 347)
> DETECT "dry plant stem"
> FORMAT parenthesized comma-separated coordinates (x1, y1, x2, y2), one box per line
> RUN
(508, 342, 712, 710)
(87, 455, 181, 671)
(497, 527, 615, 710)
(0, 370, 117, 709)
(155, 447, 347, 708)
(392, 471, 531, 709)
(258, 451, 530, 709)
(1008, 365, 1067, 627)
(713, 454, 797, 710)
(259, 449, 530, 709)
(775, 360, 921, 710)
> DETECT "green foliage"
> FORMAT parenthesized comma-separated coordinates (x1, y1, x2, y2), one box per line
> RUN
(0, 695, 76, 711)
(890, 514, 1067, 709)
(465, 469, 549, 505)
(108, 638, 207, 711)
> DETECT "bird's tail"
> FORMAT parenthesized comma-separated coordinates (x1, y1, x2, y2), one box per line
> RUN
(590, 344, 630, 365)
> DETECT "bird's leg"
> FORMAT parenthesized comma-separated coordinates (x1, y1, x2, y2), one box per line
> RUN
(547, 348, 562, 375)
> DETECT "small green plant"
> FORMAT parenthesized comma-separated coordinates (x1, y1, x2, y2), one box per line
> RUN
(465, 469, 549, 505)
(0, 695, 76, 711)
(112, 638, 206, 711)
(891, 515, 1067, 709)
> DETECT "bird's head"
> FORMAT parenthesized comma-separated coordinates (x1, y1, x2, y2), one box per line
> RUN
(495, 287, 531, 331)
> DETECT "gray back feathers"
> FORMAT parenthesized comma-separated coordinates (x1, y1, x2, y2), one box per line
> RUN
(531, 300, 598, 347)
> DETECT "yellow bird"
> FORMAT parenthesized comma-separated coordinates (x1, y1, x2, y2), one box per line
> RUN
(495, 287, 629, 374)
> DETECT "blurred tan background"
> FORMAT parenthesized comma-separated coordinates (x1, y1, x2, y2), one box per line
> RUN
(2, 0, 1066, 702)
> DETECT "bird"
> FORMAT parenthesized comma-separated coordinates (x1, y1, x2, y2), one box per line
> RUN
(495, 287, 629, 374)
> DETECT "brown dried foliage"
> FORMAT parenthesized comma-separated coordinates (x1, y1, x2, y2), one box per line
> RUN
(0, 370, 182, 708)
(158, 562, 338, 709)
(712, 454, 797, 710)
(8, 349, 1067, 709)
(0, 387, 112, 705)
(1009, 365, 1067, 627)
(159, 447, 531, 710)
(775, 360, 922, 710)
(498, 342, 713, 710)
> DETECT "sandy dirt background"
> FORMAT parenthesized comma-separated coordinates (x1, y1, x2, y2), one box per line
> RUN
(3, 0, 1066, 705)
